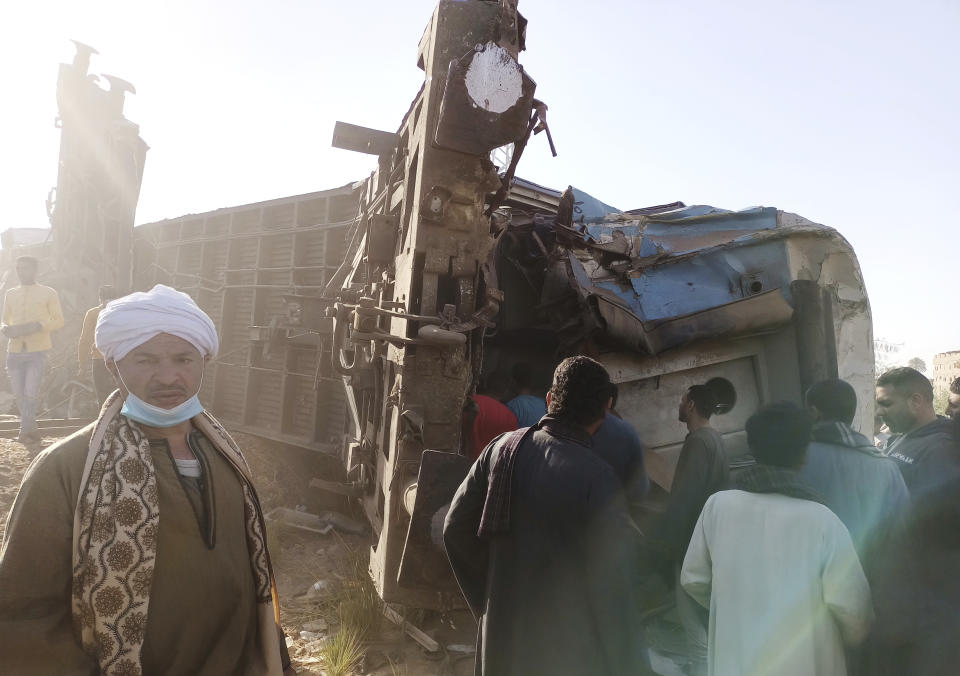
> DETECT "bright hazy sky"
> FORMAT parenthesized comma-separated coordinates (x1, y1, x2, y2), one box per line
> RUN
(2, 0, 957, 367)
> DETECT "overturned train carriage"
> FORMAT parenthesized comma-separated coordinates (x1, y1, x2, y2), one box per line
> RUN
(132, 185, 360, 450)
(321, 0, 874, 608)
(489, 193, 875, 491)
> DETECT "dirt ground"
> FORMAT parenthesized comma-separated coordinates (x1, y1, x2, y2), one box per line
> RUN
(0, 430, 476, 676)
(0, 437, 34, 544)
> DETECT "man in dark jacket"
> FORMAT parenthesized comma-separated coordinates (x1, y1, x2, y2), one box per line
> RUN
(869, 467, 960, 676)
(443, 356, 646, 676)
(876, 367, 958, 496)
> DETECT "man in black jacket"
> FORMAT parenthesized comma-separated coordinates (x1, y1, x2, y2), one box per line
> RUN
(876, 367, 958, 496)
(443, 356, 646, 676)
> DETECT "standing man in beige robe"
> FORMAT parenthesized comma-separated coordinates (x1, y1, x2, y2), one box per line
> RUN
(0, 284, 295, 675)
(76, 285, 120, 408)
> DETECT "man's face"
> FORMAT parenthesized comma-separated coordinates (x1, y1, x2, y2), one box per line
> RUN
(15, 261, 37, 285)
(875, 385, 918, 434)
(678, 391, 690, 423)
(111, 333, 205, 409)
(946, 392, 960, 421)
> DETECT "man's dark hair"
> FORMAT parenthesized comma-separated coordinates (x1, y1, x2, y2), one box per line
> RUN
(511, 361, 536, 390)
(608, 382, 619, 410)
(805, 378, 857, 425)
(547, 356, 611, 427)
(876, 367, 933, 402)
(951, 377, 960, 396)
(687, 384, 719, 419)
(99, 285, 118, 303)
(15, 256, 38, 267)
(745, 401, 812, 468)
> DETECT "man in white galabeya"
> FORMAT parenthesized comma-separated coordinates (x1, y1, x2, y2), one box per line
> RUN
(0, 284, 296, 675)
(681, 401, 873, 676)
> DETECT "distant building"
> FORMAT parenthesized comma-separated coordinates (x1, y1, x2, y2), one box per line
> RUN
(933, 351, 960, 391)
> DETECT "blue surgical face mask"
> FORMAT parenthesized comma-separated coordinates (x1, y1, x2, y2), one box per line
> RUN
(116, 368, 204, 428)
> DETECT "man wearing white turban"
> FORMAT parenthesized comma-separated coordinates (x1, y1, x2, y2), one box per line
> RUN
(0, 285, 296, 676)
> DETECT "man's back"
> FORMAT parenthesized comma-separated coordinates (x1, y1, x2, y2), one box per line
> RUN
(469, 394, 517, 460)
(77, 305, 104, 361)
(592, 414, 648, 504)
(869, 474, 960, 676)
(506, 394, 547, 427)
(799, 424, 909, 558)
(682, 490, 872, 676)
(444, 418, 643, 675)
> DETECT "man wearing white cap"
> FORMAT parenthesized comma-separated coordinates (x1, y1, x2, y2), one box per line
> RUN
(0, 285, 296, 675)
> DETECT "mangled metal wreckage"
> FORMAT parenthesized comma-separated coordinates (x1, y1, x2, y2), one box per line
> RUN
(322, 0, 874, 608)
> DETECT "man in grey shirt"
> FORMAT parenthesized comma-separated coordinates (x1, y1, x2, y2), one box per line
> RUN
(650, 383, 729, 676)
(799, 378, 909, 570)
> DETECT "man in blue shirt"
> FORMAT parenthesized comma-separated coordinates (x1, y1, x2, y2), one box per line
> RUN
(592, 383, 648, 510)
(506, 361, 547, 426)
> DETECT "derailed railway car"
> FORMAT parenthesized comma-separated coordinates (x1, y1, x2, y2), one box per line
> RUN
(320, 0, 874, 609)
(489, 190, 874, 492)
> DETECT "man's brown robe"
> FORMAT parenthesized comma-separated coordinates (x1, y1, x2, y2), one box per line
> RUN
(0, 424, 290, 675)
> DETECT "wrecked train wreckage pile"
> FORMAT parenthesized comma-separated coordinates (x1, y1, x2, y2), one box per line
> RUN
(319, 0, 874, 610)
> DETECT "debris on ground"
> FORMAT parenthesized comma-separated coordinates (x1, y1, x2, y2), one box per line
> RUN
(266, 506, 367, 536)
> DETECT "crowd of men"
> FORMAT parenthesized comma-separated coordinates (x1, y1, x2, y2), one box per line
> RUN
(445, 358, 960, 676)
(0, 258, 958, 676)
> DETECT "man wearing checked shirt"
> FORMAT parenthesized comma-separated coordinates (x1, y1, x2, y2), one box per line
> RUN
(1, 256, 64, 442)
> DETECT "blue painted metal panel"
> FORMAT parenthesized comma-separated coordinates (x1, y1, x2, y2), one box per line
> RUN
(570, 187, 619, 222)
(626, 239, 791, 321)
(571, 205, 793, 323)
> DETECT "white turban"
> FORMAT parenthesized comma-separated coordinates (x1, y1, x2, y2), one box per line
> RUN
(95, 284, 219, 362)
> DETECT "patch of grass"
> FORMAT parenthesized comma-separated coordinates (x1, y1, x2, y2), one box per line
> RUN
(318, 624, 365, 676)
(387, 655, 407, 676)
(337, 552, 381, 637)
(280, 530, 382, 674)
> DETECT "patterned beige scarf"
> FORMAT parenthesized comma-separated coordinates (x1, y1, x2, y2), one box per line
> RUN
(71, 392, 283, 676)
